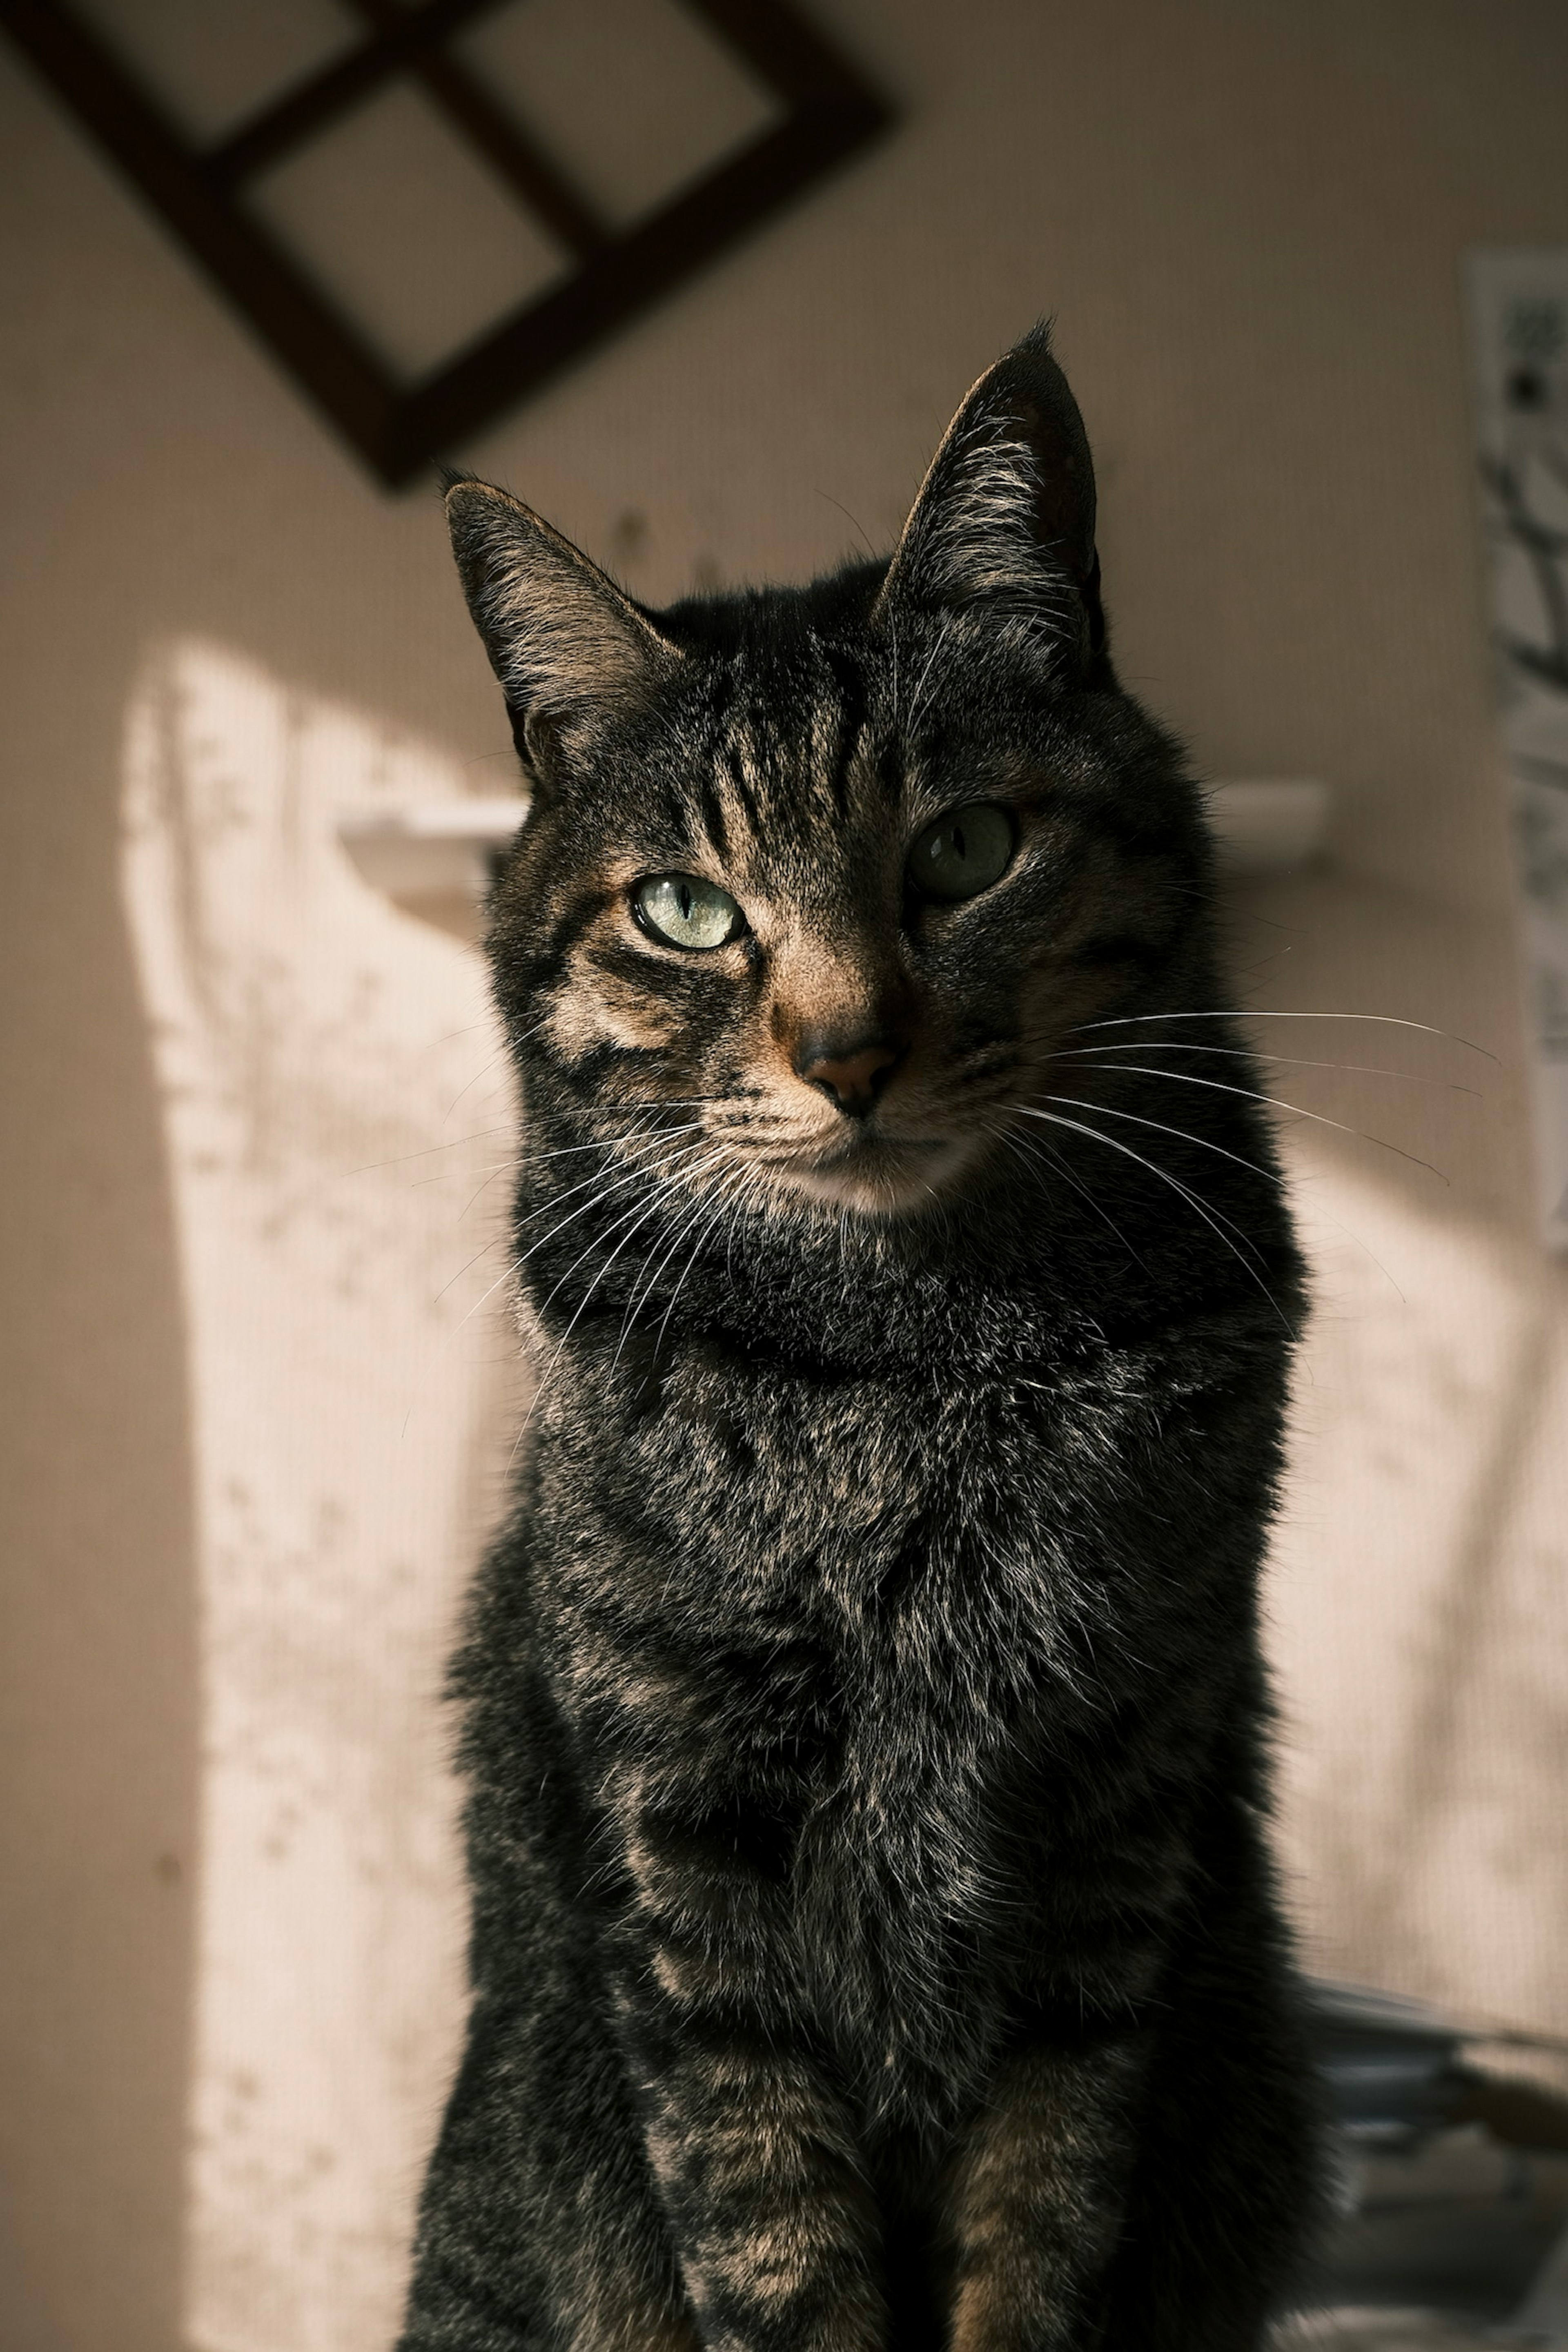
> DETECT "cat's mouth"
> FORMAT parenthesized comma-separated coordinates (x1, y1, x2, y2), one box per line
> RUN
(782, 1131, 975, 1215)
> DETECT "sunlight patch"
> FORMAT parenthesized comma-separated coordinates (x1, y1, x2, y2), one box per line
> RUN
(121, 640, 519, 2352)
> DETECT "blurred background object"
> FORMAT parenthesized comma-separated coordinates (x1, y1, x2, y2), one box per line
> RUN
(1298, 1983, 1568, 2347)
(1468, 249, 1568, 1250)
(3, 4, 1568, 2349)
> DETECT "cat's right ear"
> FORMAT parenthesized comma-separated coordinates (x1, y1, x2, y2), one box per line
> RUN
(444, 477, 679, 786)
(871, 323, 1106, 674)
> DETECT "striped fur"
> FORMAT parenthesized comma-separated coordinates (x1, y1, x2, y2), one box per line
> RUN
(401, 327, 1324, 2352)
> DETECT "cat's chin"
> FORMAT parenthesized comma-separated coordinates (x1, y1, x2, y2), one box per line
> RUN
(782, 1134, 979, 1217)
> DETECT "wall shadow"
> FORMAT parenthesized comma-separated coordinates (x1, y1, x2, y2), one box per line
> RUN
(0, 633, 199, 2349)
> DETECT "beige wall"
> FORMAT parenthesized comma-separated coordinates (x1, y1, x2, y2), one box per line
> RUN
(4, 3, 1568, 2345)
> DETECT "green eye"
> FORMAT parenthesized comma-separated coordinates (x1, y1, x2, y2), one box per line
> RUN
(907, 803, 1015, 902)
(633, 872, 744, 950)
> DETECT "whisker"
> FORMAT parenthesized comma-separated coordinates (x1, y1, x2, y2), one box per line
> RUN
(455, 1247, 535, 1335)
(456, 1160, 520, 1221)
(1017, 1105, 1294, 1332)
(1066, 1010, 1498, 1061)
(436, 1229, 521, 1312)
(339, 1125, 514, 1179)
(654, 1164, 752, 1356)
(440, 1023, 543, 1129)
(612, 1164, 730, 1372)
(427, 1123, 671, 1197)
(516, 1120, 683, 1169)
(410, 1157, 517, 1190)
(428, 1017, 496, 1045)
(725, 1160, 773, 1288)
(1065, 1062, 1450, 1185)
(539, 1149, 725, 1327)
(510, 1125, 706, 1235)
(491, 1148, 719, 1353)
(453, 1154, 702, 1334)
(604, 1094, 739, 1111)
(510, 1132, 709, 1258)
(991, 1114, 1150, 1273)
(648, 1196, 729, 1358)
(1052, 1043, 1480, 1095)
(511, 1149, 730, 1459)
(1042, 1091, 1409, 1306)
(445, 1132, 707, 1313)
(437, 1057, 512, 1128)
(1006, 1115, 1152, 1261)
(1041, 1094, 1278, 1187)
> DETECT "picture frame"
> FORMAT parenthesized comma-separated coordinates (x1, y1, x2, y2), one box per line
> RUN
(0, 0, 892, 486)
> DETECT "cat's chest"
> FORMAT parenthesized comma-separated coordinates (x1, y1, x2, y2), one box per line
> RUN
(541, 1335, 1168, 2096)
(550, 1332, 1109, 1786)
(618, 1336, 1054, 1584)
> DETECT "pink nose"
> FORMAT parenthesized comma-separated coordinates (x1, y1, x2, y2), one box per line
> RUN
(795, 1038, 900, 1118)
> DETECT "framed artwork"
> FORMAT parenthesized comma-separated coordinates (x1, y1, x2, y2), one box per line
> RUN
(1468, 250, 1568, 1249)
(0, 0, 892, 486)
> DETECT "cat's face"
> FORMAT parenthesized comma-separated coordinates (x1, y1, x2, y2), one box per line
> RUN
(487, 634, 1193, 1218)
(452, 330, 1207, 1221)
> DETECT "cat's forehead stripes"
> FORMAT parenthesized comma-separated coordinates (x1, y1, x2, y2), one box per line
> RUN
(677, 635, 879, 869)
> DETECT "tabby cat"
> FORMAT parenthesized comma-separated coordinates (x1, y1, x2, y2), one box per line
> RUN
(400, 326, 1323, 2352)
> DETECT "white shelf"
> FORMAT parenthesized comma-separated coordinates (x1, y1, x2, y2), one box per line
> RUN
(338, 796, 529, 901)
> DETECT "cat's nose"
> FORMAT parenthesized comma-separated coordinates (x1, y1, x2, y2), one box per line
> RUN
(795, 1034, 901, 1118)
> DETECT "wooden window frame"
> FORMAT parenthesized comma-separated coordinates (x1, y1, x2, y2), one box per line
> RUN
(0, 0, 892, 486)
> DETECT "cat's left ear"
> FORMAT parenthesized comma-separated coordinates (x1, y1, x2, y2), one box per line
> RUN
(444, 476, 680, 780)
(873, 322, 1106, 669)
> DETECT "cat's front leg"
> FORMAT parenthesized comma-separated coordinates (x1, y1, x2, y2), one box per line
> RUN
(608, 1782, 886, 2352)
(944, 2033, 1143, 2352)
(632, 2010, 886, 2352)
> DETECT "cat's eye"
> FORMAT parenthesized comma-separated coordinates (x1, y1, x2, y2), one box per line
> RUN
(906, 803, 1016, 902)
(633, 872, 745, 951)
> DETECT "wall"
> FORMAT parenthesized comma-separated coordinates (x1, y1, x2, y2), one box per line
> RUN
(4, 2, 1568, 2345)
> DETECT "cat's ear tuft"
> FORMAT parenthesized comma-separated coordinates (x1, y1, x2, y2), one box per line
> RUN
(444, 479, 679, 771)
(874, 322, 1106, 667)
